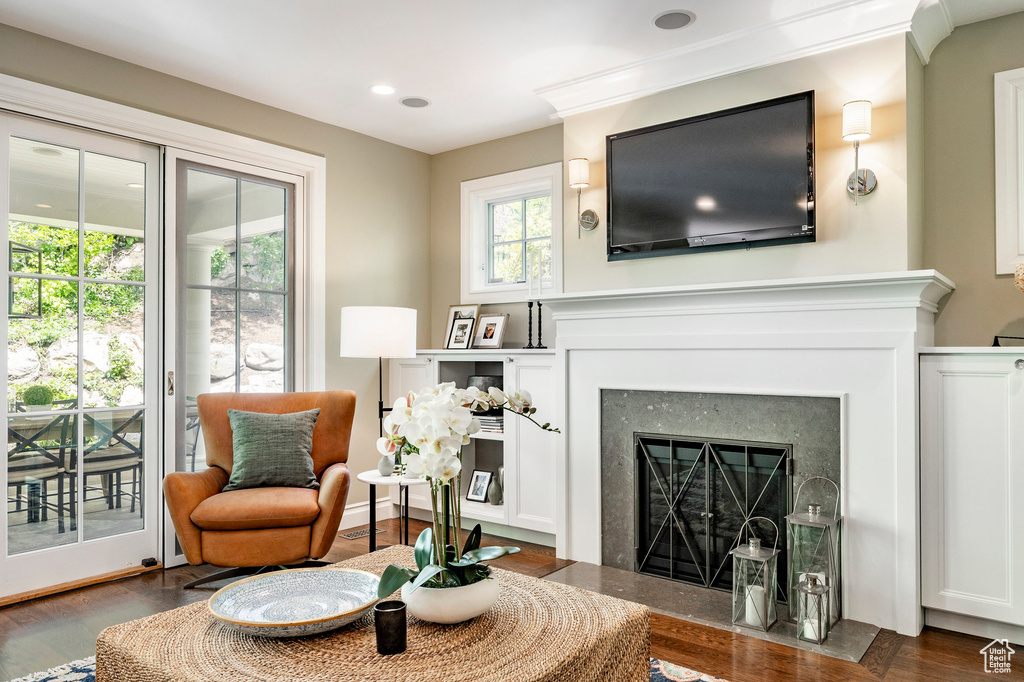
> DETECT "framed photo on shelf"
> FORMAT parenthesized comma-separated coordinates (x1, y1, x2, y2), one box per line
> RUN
(444, 304, 479, 350)
(472, 313, 509, 349)
(467, 470, 492, 502)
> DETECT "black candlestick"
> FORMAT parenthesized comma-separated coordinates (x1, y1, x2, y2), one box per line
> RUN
(535, 301, 546, 349)
(524, 301, 535, 349)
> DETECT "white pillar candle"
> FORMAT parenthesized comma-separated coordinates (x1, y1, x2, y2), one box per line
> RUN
(801, 617, 821, 641)
(745, 585, 765, 628)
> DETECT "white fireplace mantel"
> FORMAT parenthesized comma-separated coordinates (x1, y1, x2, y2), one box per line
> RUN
(544, 270, 954, 637)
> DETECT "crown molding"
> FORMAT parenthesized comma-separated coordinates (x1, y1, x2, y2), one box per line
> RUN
(908, 0, 954, 64)
(535, 0, 921, 118)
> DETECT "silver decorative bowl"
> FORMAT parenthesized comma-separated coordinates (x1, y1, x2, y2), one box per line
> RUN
(208, 568, 380, 637)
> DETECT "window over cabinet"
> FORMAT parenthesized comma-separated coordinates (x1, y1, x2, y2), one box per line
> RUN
(461, 162, 562, 303)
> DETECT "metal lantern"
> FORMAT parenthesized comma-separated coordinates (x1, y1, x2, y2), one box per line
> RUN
(796, 575, 831, 644)
(786, 476, 842, 625)
(730, 516, 780, 632)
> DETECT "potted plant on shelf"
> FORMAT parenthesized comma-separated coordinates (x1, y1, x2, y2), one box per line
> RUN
(22, 385, 54, 412)
(375, 382, 559, 623)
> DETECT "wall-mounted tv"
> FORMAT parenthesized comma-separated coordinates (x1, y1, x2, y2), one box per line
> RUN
(606, 91, 815, 261)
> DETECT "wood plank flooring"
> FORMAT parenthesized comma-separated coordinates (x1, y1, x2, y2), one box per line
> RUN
(0, 518, 1004, 681)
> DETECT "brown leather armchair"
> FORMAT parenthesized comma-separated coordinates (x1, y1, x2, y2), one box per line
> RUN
(163, 391, 356, 588)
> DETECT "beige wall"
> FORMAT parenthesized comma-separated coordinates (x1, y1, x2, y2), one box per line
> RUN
(429, 125, 563, 348)
(923, 12, 1024, 346)
(906, 37, 925, 271)
(563, 35, 911, 291)
(0, 23, 432, 504)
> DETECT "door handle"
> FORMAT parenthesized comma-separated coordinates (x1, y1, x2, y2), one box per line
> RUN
(167, 371, 175, 396)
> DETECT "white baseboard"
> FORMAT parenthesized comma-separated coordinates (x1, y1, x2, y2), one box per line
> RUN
(925, 608, 1024, 646)
(338, 497, 394, 531)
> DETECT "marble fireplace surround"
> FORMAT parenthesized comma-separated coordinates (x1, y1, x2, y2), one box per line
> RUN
(600, 390, 841, 574)
(544, 270, 955, 637)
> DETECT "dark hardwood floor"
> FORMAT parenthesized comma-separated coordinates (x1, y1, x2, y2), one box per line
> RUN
(0, 518, 1004, 681)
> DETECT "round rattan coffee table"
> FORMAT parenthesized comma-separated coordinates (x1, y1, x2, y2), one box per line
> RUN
(96, 546, 650, 682)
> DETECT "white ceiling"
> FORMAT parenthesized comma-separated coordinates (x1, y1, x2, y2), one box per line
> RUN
(0, 0, 1020, 155)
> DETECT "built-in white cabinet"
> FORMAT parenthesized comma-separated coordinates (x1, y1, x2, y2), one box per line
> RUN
(920, 351, 1024, 627)
(388, 350, 558, 539)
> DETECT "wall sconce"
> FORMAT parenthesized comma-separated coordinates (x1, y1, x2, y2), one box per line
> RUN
(568, 157, 599, 238)
(842, 100, 876, 205)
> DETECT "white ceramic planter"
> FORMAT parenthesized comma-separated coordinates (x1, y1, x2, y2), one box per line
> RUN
(401, 575, 499, 624)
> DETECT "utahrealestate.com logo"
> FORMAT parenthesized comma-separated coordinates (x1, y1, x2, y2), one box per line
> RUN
(980, 639, 1015, 674)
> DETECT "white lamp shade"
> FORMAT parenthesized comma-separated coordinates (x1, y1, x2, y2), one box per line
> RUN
(568, 157, 590, 189)
(842, 100, 872, 141)
(340, 306, 417, 358)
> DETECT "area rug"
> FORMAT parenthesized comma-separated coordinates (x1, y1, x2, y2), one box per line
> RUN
(9, 656, 729, 681)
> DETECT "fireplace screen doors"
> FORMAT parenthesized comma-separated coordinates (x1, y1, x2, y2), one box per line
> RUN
(635, 434, 791, 600)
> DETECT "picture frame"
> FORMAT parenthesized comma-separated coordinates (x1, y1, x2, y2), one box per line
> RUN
(444, 304, 479, 350)
(472, 313, 509, 349)
(467, 470, 492, 502)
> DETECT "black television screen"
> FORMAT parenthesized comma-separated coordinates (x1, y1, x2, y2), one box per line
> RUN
(606, 91, 815, 260)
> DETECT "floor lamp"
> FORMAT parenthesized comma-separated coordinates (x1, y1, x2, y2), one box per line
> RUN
(340, 306, 417, 547)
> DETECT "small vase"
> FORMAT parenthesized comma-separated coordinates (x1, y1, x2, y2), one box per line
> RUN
(400, 575, 500, 624)
(487, 471, 503, 506)
(377, 455, 394, 477)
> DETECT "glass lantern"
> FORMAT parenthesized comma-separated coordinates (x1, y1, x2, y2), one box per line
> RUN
(786, 476, 842, 625)
(796, 575, 831, 644)
(730, 516, 780, 632)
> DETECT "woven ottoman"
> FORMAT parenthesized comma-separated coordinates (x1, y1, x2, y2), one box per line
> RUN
(96, 545, 650, 681)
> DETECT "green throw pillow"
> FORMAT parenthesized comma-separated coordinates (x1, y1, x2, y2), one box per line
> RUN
(223, 408, 321, 491)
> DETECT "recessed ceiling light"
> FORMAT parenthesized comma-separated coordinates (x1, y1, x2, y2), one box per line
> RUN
(371, 84, 396, 95)
(126, 182, 144, 188)
(400, 96, 431, 109)
(653, 10, 695, 30)
(35, 203, 52, 209)
(31, 146, 63, 157)
(695, 196, 716, 211)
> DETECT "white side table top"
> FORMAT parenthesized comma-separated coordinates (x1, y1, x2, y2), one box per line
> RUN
(356, 470, 430, 487)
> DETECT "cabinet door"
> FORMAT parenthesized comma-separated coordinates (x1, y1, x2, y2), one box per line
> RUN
(921, 354, 1024, 625)
(503, 355, 558, 534)
(388, 356, 436, 511)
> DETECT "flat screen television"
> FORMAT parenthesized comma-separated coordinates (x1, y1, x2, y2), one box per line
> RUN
(606, 91, 815, 261)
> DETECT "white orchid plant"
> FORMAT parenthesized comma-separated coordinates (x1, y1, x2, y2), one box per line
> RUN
(376, 382, 559, 598)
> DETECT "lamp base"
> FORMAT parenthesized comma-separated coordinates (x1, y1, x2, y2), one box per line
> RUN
(846, 169, 877, 197)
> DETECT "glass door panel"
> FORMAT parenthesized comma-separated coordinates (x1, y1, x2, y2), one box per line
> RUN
(175, 162, 293, 480)
(2, 114, 159, 596)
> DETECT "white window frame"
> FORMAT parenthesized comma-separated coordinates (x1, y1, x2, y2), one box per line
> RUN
(461, 162, 562, 303)
(995, 66, 1024, 274)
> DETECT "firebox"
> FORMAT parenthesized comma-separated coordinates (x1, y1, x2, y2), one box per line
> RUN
(635, 433, 792, 601)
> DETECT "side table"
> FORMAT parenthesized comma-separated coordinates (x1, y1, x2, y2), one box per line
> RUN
(355, 470, 429, 551)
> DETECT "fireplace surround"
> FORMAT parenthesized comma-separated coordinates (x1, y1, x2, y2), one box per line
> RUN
(545, 270, 954, 636)
(603, 390, 841, 606)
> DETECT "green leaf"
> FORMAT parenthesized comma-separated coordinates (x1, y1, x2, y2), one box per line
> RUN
(462, 524, 482, 555)
(460, 545, 521, 563)
(377, 564, 417, 599)
(414, 527, 434, 570)
(408, 564, 448, 594)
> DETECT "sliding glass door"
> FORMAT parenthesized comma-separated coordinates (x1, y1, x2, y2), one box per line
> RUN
(1, 114, 160, 596)
(162, 152, 297, 563)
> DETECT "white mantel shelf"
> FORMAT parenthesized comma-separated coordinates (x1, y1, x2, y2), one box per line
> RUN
(541, 270, 955, 318)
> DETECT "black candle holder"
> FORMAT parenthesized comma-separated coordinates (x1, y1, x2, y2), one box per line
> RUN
(524, 301, 535, 349)
(374, 600, 407, 655)
(535, 300, 546, 349)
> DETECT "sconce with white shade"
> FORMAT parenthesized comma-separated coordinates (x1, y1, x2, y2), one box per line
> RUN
(568, 157, 599, 238)
(842, 100, 876, 204)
